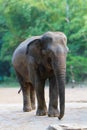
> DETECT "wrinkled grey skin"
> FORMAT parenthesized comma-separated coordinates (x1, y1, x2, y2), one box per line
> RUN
(12, 31, 68, 119)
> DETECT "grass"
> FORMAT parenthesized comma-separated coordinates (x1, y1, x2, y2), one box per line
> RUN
(0, 81, 19, 88)
(0, 78, 20, 88)
(0, 77, 87, 88)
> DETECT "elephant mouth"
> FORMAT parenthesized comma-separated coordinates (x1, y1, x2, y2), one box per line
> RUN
(38, 63, 53, 78)
(40, 56, 52, 72)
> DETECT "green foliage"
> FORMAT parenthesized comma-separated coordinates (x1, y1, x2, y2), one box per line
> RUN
(67, 54, 87, 82)
(0, 0, 87, 82)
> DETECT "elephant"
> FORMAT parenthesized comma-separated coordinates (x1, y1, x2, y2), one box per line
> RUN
(12, 31, 68, 120)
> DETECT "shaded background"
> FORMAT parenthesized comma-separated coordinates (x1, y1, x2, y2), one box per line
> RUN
(0, 0, 87, 86)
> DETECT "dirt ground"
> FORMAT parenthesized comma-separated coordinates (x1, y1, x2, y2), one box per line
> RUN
(0, 86, 87, 130)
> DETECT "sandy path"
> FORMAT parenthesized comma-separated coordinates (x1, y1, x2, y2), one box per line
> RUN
(0, 87, 87, 130)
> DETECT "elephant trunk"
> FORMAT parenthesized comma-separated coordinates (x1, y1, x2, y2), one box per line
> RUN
(52, 56, 66, 119)
(57, 70, 65, 120)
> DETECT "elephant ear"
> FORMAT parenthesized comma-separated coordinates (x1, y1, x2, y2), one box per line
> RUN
(25, 38, 41, 85)
(59, 34, 69, 53)
(26, 38, 41, 55)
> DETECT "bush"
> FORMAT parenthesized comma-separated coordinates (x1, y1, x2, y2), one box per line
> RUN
(67, 54, 87, 82)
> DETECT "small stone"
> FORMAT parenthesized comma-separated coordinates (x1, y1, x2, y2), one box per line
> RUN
(47, 125, 63, 130)
(47, 124, 87, 130)
(60, 124, 87, 130)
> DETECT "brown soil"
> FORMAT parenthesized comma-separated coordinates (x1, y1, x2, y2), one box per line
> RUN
(0, 87, 87, 130)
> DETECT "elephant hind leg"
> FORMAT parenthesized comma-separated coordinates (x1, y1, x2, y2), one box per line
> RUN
(15, 70, 35, 112)
(22, 83, 32, 112)
(30, 84, 36, 110)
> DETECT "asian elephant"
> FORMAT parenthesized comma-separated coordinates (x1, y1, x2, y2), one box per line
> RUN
(12, 31, 68, 120)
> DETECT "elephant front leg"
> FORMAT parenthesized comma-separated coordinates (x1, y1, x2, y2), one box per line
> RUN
(22, 83, 32, 112)
(48, 76, 59, 117)
(35, 77, 47, 116)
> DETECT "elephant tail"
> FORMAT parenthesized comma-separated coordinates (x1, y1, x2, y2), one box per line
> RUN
(18, 88, 22, 94)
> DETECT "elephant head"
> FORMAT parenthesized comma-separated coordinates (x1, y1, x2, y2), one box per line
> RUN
(26, 31, 68, 119)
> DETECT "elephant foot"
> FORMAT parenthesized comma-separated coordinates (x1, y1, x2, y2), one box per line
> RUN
(48, 107, 59, 117)
(31, 104, 36, 110)
(36, 108, 47, 116)
(23, 106, 32, 112)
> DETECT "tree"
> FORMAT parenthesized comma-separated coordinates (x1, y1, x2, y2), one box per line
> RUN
(0, 0, 87, 82)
